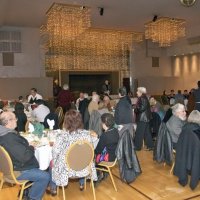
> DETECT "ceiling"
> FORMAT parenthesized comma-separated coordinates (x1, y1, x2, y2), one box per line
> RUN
(0, 0, 200, 38)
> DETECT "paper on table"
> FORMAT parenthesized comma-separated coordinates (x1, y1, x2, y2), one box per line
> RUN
(28, 123, 34, 133)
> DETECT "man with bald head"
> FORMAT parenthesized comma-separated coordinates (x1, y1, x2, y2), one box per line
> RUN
(0, 111, 50, 200)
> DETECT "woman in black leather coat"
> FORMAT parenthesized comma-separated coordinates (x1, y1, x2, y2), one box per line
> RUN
(134, 87, 153, 150)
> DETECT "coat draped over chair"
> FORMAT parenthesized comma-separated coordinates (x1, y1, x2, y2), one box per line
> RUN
(115, 129, 141, 184)
(174, 123, 200, 190)
(153, 122, 173, 165)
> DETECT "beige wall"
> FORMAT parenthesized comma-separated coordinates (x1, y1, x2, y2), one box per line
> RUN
(0, 77, 53, 100)
(0, 26, 200, 96)
(130, 40, 200, 95)
(0, 26, 45, 78)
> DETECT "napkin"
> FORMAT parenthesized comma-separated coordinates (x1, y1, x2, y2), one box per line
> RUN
(28, 122, 35, 133)
(47, 119, 55, 130)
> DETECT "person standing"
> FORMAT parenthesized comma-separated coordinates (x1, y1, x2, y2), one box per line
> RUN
(114, 87, 133, 125)
(134, 87, 153, 151)
(193, 81, 200, 111)
(53, 79, 62, 107)
(102, 80, 111, 95)
(57, 84, 74, 113)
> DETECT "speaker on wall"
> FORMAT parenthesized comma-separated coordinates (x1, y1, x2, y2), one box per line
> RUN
(152, 57, 159, 67)
(2, 52, 14, 66)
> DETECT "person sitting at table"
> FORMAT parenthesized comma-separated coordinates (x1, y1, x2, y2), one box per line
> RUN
(28, 88, 43, 104)
(166, 103, 186, 149)
(0, 111, 51, 200)
(0, 101, 4, 114)
(52, 109, 98, 191)
(14, 102, 27, 132)
(95, 113, 119, 180)
(32, 99, 50, 123)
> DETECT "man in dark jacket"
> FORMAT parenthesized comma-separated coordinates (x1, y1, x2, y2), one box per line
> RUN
(193, 80, 200, 111)
(0, 111, 50, 200)
(114, 87, 134, 137)
(134, 87, 153, 150)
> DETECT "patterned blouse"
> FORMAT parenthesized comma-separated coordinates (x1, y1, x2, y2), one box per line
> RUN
(52, 129, 98, 186)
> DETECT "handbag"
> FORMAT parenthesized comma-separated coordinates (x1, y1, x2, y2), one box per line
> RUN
(96, 147, 109, 163)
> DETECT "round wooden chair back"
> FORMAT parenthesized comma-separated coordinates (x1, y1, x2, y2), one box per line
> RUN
(66, 141, 94, 171)
(0, 146, 19, 184)
(55, 106, 64, 127)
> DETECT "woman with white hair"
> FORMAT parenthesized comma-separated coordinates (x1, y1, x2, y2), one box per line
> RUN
(134, 87, 153, 150)
(166, 103, 186, 149)
(182, 110, 200, 140)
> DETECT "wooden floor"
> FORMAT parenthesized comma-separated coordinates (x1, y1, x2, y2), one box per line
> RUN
(1, 150, 200, 200)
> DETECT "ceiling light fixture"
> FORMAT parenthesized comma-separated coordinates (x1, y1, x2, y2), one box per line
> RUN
(145, 17, 186, 47)
(41, 3, 143, 72)
(179, 0, 196, 7)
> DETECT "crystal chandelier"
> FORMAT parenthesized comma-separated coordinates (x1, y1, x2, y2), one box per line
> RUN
(145, 17, 186, 47)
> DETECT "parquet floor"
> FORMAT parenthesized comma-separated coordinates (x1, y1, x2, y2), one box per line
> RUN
(1, 150, 200, 200)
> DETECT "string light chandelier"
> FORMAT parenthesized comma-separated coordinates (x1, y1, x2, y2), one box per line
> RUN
(45, 28, 143, 71)
(42, 3, 91, 45)
(41, 3, 143, 72)
(145, 17, 186, 47)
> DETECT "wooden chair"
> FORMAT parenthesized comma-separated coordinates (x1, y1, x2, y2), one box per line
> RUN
(96, 159, 118, 192)
(61, 140, 96, 200)
(25, 120, 30, 132)
(170, 149, 176, 174)
(54, 106, 64, 128)
(0, 146, 33, 200)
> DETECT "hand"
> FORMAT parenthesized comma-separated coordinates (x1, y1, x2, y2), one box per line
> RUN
(29, 141, 38, 148)
(90, 130, 98, 138)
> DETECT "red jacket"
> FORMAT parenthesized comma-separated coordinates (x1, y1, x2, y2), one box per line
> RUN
(57, 90, 74, 107)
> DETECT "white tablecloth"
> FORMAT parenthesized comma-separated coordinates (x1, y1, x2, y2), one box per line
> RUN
(34, 145, 52, 170)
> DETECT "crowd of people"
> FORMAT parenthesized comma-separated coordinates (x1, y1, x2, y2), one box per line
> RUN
(1, 79, 200, 199)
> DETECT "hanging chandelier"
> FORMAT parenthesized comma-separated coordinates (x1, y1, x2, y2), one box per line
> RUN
(42, 3, 91, 45)
(41, 3, 143, 72)
(45, 28, 143, 71)
(145, 17, 186, 47)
